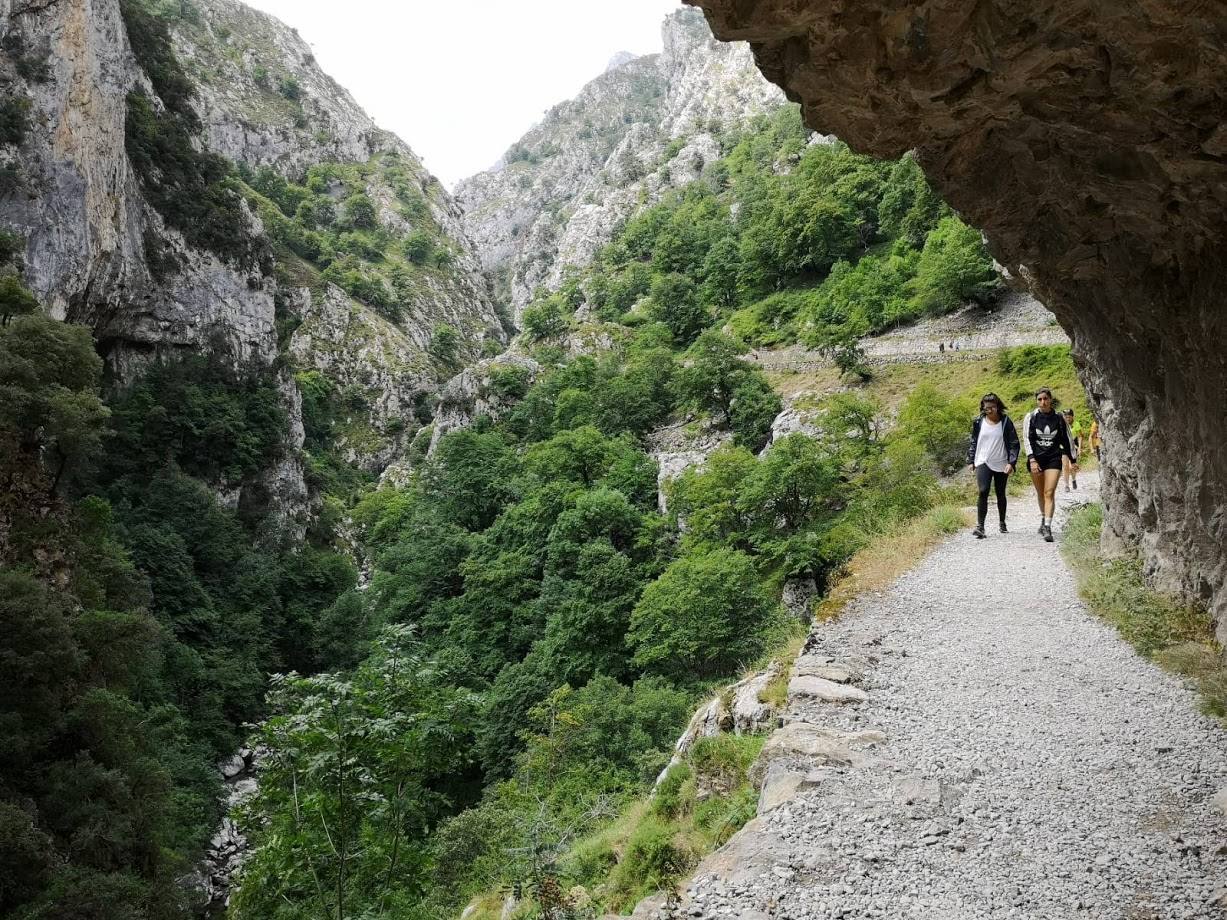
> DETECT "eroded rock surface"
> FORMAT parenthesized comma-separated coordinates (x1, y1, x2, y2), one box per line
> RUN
(458, 8, 784, 317)
(687, 0, 1227, 636)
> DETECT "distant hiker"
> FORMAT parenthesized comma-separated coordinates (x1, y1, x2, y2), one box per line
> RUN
(1063, 408, 1084, 491)
(940, 342, 946, 354)
(1021, 387, 1073, 542)
(967, 392, 1019, 538)
(1090, 417, 1102, 463)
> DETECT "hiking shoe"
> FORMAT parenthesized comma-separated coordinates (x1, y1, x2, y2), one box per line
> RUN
(999, 521, 1008, 533)
(972, 525, 986, 539)
(1042, 524, 1054, 542)
(1072, 479, 1078, 490)
(1038, 523, 1045, 534)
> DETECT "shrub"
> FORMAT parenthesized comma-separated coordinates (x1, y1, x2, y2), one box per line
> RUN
(277, 75, 302, 101)
(629, 547, 776, 680)
(342, 193, 378, 230)
(0, 96, 32, 146)
(402, 229, 434, 264)
(521, 297, 568, 341)
(0, 273, 38, 324)
(895, 382, 977, 473)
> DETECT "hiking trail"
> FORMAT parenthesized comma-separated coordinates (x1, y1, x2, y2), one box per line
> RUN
(655, 472, 1227, 920)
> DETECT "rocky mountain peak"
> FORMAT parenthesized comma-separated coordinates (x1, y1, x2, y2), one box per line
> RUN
(605, 50, 637, 72)
(456, 6, 784, 317)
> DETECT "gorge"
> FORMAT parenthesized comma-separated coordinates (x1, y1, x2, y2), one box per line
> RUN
(1, 1, 1224, 918)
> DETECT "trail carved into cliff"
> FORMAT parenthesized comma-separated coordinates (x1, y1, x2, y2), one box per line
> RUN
(648, 474, 1227, 919)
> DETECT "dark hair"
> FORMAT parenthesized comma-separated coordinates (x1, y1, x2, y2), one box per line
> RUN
(980, 392, 1007, 416)
(1063, 408, 1075, 417)
(1035, 386, 1061, 410)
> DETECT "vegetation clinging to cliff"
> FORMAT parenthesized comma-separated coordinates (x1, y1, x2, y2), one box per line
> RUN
(522, 106, 1000, 353)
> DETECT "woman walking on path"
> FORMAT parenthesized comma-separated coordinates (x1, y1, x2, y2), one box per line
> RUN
(1063, 408, 1084, 491)
(967, 393, 1019, 539)
(1021, 387, 1073, 542)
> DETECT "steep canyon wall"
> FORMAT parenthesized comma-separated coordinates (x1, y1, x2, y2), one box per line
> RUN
(687, 0, 1227, 637)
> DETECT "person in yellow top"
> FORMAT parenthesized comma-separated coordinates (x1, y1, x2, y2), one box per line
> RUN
(1063, 409, 1085, 490)
(1089, 417, 1102, 463)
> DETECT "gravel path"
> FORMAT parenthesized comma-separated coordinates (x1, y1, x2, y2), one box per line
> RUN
(675, 472, 1227, 920)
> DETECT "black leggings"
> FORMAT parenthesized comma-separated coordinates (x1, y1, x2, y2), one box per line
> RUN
(976, 464, 1009, 526)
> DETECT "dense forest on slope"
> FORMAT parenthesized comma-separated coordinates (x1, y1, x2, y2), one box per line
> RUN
(518, 106, 1001, 357)
(0, 296, 357, 917)
(220, 106, 1069, 919)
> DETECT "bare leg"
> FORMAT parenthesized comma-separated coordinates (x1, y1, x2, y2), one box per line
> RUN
(1030, 465, 1046, 513)
(1043, 468, 1061, 520)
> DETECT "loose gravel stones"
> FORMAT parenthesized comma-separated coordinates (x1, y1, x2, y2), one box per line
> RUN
(670, 473, 1227, 920)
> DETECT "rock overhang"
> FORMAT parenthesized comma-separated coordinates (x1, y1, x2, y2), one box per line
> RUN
(685, 0, 1227, 637)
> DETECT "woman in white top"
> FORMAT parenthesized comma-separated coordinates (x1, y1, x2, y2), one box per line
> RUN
(966, 393, 1021, 539)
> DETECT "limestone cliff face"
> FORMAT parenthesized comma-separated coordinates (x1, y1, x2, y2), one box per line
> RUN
(687, 0, 1227, 637)
(0, 0, 276, 369)
(0, 0, 505, 478)
(457, 7, 784, 318)
(166, 0, 507, 468)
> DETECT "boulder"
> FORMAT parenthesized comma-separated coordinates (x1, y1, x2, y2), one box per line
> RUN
(787, 675, 868, 703)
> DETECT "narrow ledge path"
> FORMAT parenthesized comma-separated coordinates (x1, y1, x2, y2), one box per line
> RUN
(668, 473, 1227, 920)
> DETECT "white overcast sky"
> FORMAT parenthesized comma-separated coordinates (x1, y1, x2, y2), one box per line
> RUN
(244, 0, 685, 188)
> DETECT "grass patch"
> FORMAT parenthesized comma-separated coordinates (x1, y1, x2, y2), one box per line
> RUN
(466, 733, 766, 917)
(815, 502, 971, 622)
(1063, 504, 1226, 721)
(575, 732, 765, 912)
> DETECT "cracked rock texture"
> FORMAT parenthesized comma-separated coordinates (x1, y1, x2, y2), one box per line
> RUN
(457, 8, 784, 318)
(687, 0, 1227, 639)
(0, 0, 505, 475)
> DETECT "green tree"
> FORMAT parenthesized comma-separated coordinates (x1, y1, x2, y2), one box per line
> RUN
(342, 192, 378, 230)
(895, 382, 977, 473)
(910, 215, 1001, 315)
(649, 272, 709, 344)
(402, 229, 434, 264)
(728, 374, 781, 452)
(233, 626, 478, 920)
(0, 315, 109, 495)
(0, 272, 37, 324)
(424, 429, 518, 531)
(521, 296, 569, 341)
(628, 547, 776, 679)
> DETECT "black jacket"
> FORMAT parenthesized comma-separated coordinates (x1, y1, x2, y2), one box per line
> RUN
(967, 414, 1021, 467)
(1021, 409, 1073, 463)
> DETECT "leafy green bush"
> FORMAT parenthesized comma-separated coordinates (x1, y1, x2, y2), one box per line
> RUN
(895, 382, 977, 473)
(0, 272, 38, 324)
(612, 818, 693, 898)
(629, 547, 776, 680)
(521, 296, 569, 340)
(910, 215, 1001, 314)
(0, 96, 32, 146)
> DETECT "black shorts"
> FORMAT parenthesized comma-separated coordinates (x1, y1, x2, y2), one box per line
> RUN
(1030, 455, 1063, 472)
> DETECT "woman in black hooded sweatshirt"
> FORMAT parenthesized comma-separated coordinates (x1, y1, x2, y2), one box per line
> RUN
(966, 392, 1020, 539)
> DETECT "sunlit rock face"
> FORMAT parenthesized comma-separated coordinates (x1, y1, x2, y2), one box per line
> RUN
(686, 0, 1227, 637)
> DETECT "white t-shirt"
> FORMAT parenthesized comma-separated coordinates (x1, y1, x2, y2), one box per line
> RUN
(974, 418, 1008, 472)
